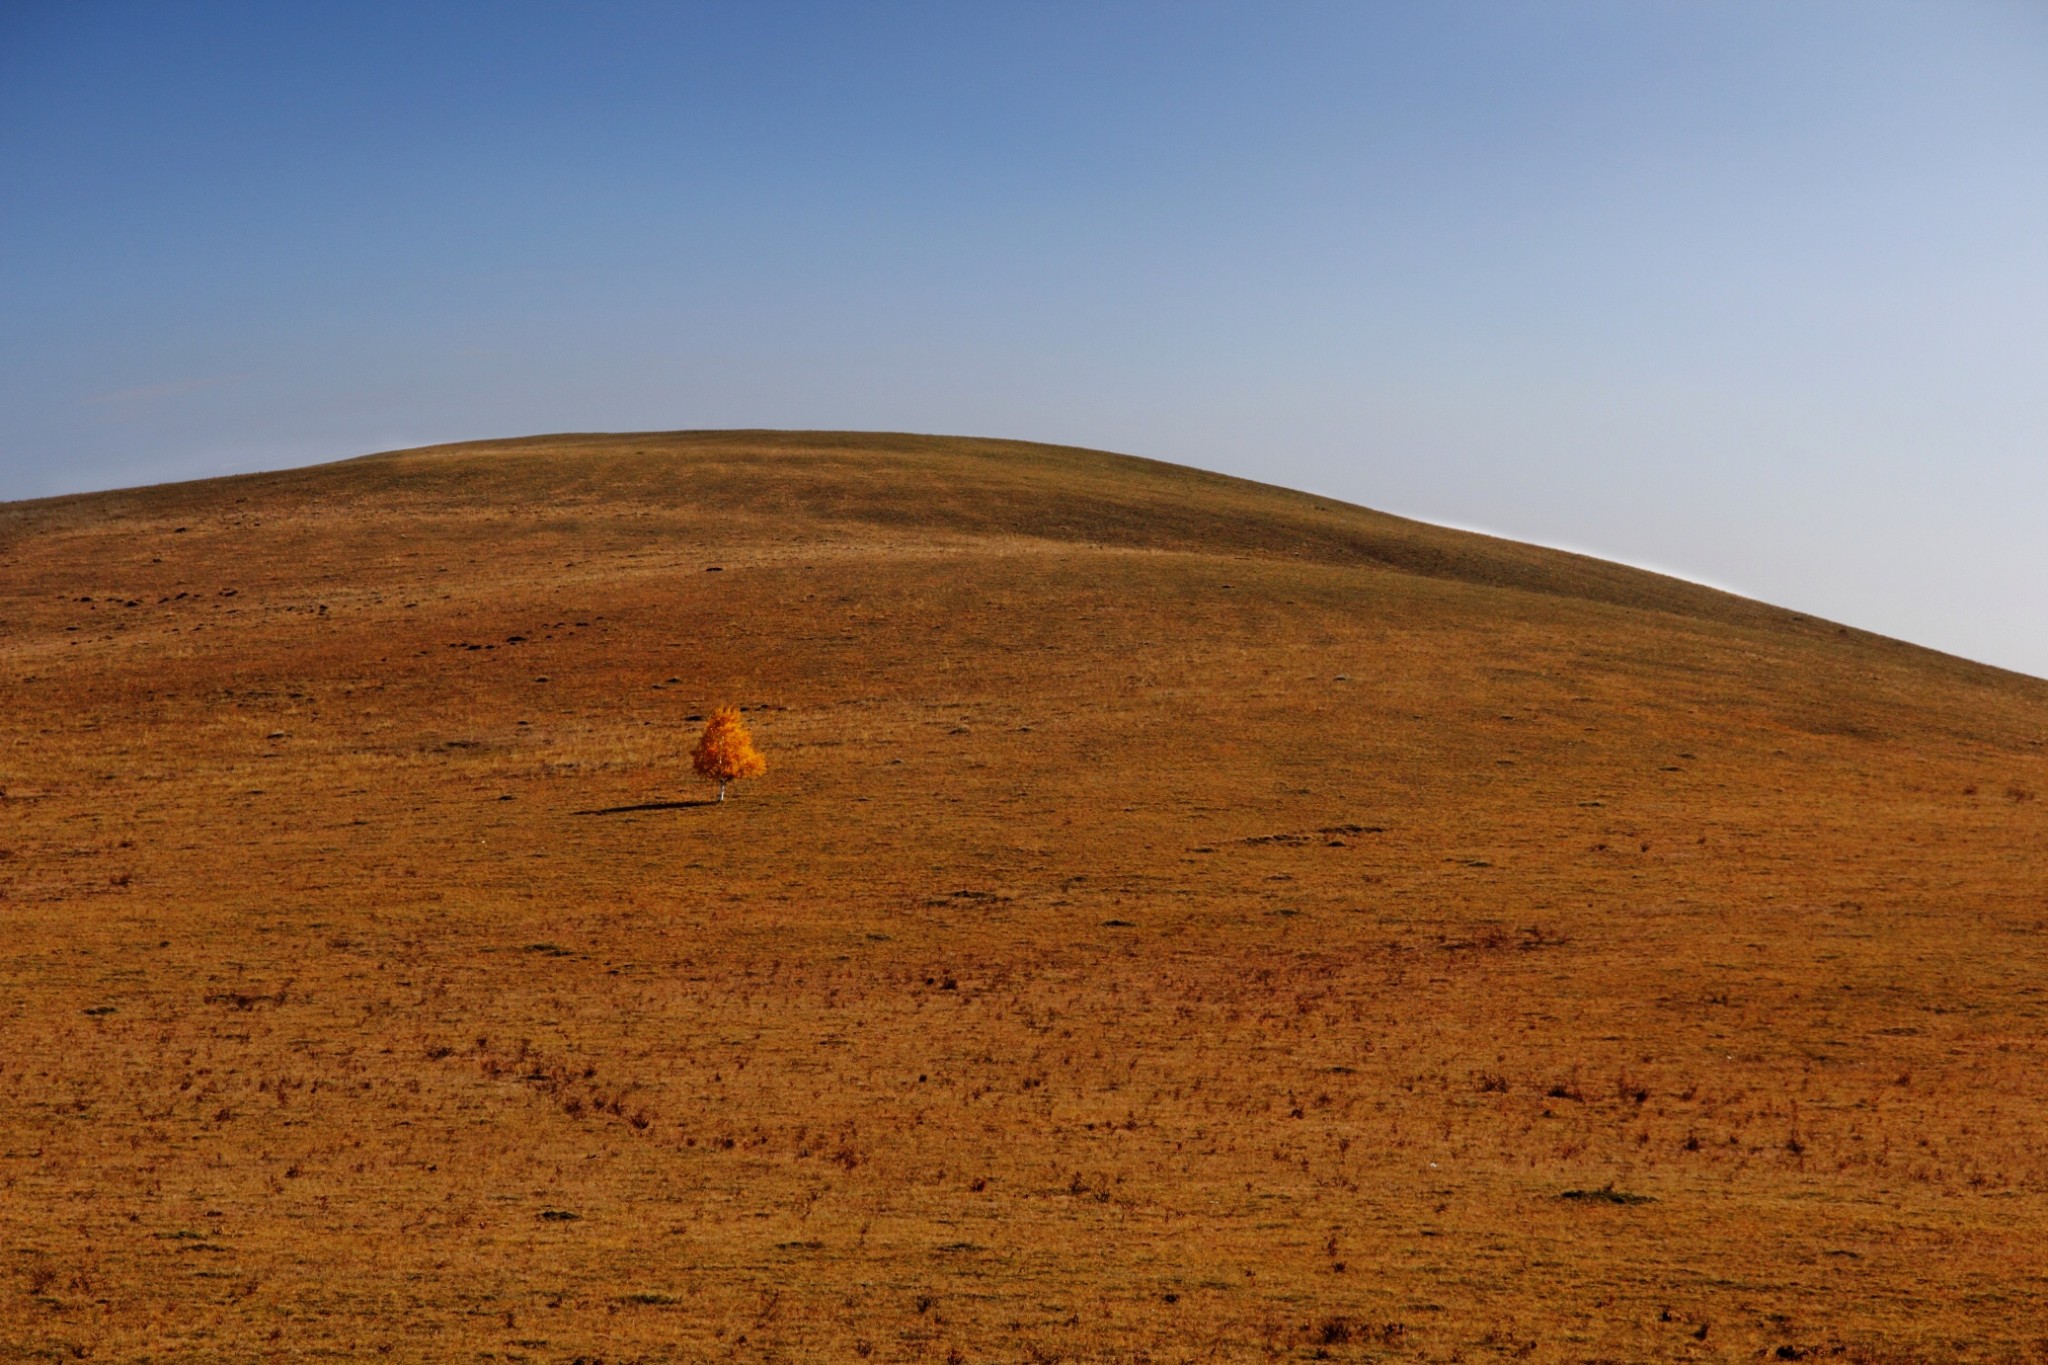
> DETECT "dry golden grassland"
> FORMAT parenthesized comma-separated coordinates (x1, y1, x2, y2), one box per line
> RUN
(2, 431, 2046, 1363)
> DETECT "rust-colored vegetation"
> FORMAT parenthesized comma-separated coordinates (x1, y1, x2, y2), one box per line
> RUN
(1, 431, 2045, 1362)
(692, 705, 768, 802)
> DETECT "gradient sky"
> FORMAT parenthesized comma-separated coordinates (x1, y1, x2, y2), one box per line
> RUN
(5, 2, 2045, 675)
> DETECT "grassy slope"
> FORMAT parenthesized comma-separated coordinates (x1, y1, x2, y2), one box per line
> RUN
(2, 431, 2045, 1363)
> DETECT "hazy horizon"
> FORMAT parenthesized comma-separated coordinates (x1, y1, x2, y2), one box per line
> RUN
(5, 2, 2045, 676)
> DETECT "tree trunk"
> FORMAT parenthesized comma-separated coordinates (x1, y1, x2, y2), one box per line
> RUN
(717, 782, 726, 802)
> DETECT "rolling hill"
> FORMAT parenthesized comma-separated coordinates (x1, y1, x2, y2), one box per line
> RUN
(3, 430, 2045, 1362)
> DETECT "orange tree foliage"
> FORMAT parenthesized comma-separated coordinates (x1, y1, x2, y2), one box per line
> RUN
(690, 705, 767, 800)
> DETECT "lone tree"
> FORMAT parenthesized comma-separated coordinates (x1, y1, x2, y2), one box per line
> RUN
(691, 705, 766, 801)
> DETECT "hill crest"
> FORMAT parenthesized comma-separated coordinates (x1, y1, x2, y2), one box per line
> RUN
(6, 428, 2035, 693)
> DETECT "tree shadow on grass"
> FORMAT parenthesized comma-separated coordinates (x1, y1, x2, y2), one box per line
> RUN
(572, 799, 719, 816)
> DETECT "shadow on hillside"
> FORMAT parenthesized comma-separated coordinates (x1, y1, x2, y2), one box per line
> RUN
(572, 800, 718, 816)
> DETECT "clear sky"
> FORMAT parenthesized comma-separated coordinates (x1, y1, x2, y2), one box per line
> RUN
(5, 2, 2045, 676)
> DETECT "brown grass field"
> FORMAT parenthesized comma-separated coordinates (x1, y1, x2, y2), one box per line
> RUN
(3, 430, 2046, 1364)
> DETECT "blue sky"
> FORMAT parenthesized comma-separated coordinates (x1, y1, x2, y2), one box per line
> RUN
(5, 2, 2045, 675)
